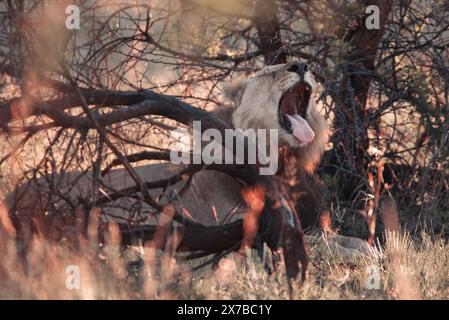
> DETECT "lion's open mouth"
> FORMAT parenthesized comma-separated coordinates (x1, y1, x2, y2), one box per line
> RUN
(278, 81, 314, 145)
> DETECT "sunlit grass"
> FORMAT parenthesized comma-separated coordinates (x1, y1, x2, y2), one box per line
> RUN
(0, 212, 447, 300)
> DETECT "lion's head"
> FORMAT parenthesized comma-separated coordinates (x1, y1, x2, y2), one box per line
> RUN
(228, 61, 329, 172)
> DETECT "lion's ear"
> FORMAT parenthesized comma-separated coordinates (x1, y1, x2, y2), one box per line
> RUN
(224, 79, 247, 108)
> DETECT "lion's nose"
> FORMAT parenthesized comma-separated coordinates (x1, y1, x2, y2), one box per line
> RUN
(286, 61, 308, 79)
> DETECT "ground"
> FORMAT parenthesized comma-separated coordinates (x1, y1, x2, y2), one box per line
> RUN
(0, 217, 448, 299)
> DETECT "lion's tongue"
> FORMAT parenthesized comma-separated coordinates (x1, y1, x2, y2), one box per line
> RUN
(285, 114, 315, 144)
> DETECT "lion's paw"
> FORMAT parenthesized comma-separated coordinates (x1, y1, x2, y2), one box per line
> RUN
(307, 232, 373, 265)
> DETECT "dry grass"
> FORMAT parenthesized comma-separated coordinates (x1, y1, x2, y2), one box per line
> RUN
(0, 211, 448, 300)
(0, 165, 447, 300)
(1, 157, 447, 299)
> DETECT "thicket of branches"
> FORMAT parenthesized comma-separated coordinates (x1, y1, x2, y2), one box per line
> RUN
(0, 0, 448, 258)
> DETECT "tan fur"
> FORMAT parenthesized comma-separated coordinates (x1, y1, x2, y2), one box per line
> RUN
(2, 62, 329, 239)
(230, 63, 328, 172)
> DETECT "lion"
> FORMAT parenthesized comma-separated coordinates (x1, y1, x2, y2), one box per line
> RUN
(0, 61, 369, 264)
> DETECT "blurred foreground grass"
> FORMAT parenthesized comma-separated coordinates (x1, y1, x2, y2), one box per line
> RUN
(0, 215, 447, 300)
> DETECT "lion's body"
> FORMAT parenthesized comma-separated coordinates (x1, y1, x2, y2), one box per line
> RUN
(2, 61, 330, 243)
(5, 163, 244, 228)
